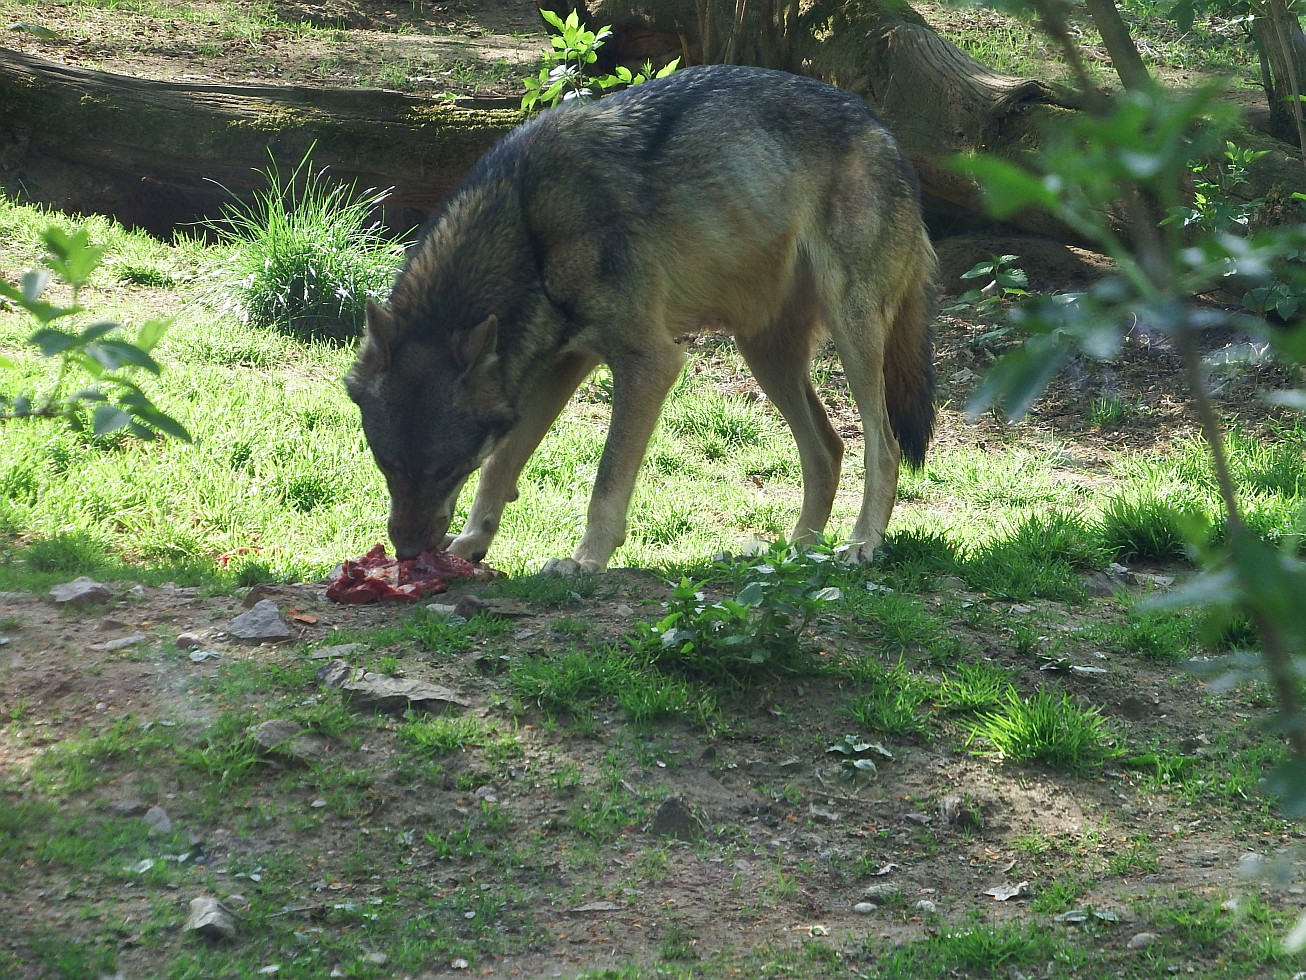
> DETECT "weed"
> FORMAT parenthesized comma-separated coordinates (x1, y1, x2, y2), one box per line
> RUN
(846, 659, 935, 737)
(968, 689, 1121, 772)
(199, 146, 406, 341)
(935, 661, 1016, 713)
(631, 544, 842, 681)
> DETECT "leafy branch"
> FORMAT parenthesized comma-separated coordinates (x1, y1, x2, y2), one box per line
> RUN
(0, 226, 190, 441)
(960, 0, 1306, 774)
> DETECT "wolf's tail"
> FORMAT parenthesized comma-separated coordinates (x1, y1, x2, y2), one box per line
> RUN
(884, 231, 937, 470)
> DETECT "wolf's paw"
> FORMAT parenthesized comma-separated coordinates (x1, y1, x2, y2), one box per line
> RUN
(447, 533, 491, 564)
(540, 557, 602, 577)
(835, 540, 878, 564)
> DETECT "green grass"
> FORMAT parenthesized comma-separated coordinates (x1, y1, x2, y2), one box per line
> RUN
(968, 689, 1122, 772)
(198, 147, 408, 341)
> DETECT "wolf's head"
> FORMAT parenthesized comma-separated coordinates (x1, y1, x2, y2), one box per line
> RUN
(346, 300, 517, 559)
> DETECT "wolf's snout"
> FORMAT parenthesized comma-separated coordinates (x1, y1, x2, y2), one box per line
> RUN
(388, 502, 452, 560)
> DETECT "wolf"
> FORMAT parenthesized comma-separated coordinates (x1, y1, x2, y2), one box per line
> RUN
(346, 64, 936, 574)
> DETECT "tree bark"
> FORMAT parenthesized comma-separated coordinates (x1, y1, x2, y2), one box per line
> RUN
(1082, 0, 1153, 91)
(0, 47, 519, 236)
(1251, 0, 1306, 156)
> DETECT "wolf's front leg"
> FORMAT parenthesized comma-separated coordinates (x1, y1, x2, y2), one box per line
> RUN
(542, 344, 685, 575)
(449, 349, 599, 564)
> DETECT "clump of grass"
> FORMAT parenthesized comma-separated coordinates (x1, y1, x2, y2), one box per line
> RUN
(846, 658, 936, 737)
(935, 661, 1016, 713)
(968, 689, 1121, 772)
(200, 146, 406, 341)
(1099, 488, 1206, 562)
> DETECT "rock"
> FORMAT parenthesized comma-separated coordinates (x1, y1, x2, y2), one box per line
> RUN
(915, 899, 937, 913)
(309, 642, 360, 660)
(453, 594, 490, 619)
(249, 719, 332, 765)
(142, 805, 172, 835)
(649, 796, 703, 841)
(315, 660, 470, 715)
(940, 795, 983, 830)
(904, 811, 932, 827)
(49, 577, 112, 608)
(90, 633, 148, 652)
(184, 896, 238, 940)
(1081, 571, 1120, 597)
(226, 600, 293, 644)
(175, 631, 206, 648)
(852, 902, 878, 914)
(1239, 852, 1271, 878)
(862, 884, 899, 903)
(1127, 932, 1159, 949)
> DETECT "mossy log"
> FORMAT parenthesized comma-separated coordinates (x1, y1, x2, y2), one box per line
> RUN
(0, 47, 521, 235)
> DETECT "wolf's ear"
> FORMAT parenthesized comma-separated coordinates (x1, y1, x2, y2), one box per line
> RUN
(454, 315, 498, 376)
(353, 300, 396, 376)
(365, 300, 397, 353)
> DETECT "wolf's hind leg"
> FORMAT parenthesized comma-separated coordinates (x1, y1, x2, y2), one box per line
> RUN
(735, 326, 843, 547)
(830, 306, 899, 563)
(450, 349, 599, 562)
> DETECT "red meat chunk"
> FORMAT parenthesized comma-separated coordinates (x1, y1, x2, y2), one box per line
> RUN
(326, 544, 496, 604)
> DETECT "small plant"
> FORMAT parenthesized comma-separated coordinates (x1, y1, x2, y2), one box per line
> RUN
(847, 659, 935, 737)
(200, 146, 406, 341)
(825, 734, 892, 780)
(521, 8, 679, 112)
(935, 661, 1016, 713)
(968, 689, 1121, 772)
(1, 226, 189, 441)
(945, 253, 1030, 337)
(630, 543, 842, 680)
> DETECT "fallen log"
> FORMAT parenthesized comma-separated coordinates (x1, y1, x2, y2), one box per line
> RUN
(0, 47, 521, 235)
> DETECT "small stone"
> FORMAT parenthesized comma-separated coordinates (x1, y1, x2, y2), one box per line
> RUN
(1127, 932, 1159, 949)
(1239, 852, 1270, 878)
(249, 720, 331, 765)
(361, 953, 387, 966)
(852, 902, 878, 914)
(142, 805, 172, 835)
(649, 796, 703, 841)
(315, 660, 470, 715)
(185, 896, 238, 940)
(862, 884, 898, 902)
(49, 577, 112, 608)
(175, 631, 205, 648)
(915, 899, 937, 913)
(90, 633, 148, 652)
(226, 600, 293, 644)
(453, 594, 490, 619)
(904, 811, 931, 827)
(309, 642, 360, 660)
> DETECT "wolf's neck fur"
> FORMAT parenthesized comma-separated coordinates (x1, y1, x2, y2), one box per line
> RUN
(386, 170, 565, 400)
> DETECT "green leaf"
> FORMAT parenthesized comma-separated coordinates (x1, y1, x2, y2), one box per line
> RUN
(21, 269, 51, 304)
(134, 317, 172, 353)
(952, 156, 1058, 218)
(90, 403, 132, 436)
(41, 225, 105, 285)
(540, 8, 566, 32)
(93, 339, 163, 374)
(28, 327, 81, 356)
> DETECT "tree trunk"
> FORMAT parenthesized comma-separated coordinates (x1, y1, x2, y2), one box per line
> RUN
(1082, 0, 1153, 91)
(1251, 0, 1306, 156)
(0, 48, 519, 237)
